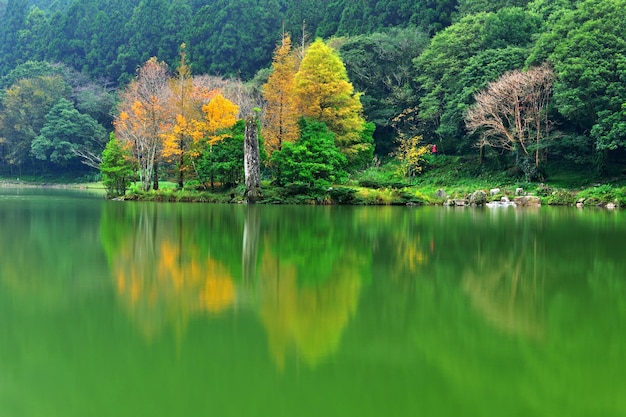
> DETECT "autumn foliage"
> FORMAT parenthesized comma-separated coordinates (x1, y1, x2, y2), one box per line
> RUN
(115, 51, 240, 189)
(262, 34, 300, 157)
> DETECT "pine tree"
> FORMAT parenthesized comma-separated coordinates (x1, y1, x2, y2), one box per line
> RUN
(100, 134, 135, 197)
(262, 33, 300, 157)
(294, 38, 372, 168)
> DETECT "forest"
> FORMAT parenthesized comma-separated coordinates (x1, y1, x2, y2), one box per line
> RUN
(1, 0, 625, 193)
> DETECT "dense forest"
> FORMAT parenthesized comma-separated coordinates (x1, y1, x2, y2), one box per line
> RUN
(1, 0, 625, 186)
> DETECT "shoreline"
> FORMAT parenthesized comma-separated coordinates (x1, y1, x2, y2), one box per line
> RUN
(1, 179, 622, 208)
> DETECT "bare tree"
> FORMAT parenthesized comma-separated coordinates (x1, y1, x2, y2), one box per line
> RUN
(115, 58, 171, 191)
(465, 64, 556, 171)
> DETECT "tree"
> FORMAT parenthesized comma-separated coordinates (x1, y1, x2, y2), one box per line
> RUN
(202, 92, 239, 189)
(262, 33, 300, 157)
(197, 120, 245, 188)
(465, 64, 556, 180)
(270, 118, 346, 190)
(339, 28, 429, 156)
(414, 8, 542, 151)
(161, 45, 205, 188)
(187, 0, 283, 79)
(114, 57, 170, 191)
(244, 115, 262, 202)
(0, 74, 70, 168)
(100, 133, 135, 197)
(527, 0, 626, 157)
(394, 135, 430, 181)
(295, 38, 371, 169)
(31, 98, 107, 166)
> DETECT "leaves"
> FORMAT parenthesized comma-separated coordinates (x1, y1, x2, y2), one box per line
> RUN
(295, 38, 371, 168)
(261, 34, 300, 157)
(32, 98, 106, 165)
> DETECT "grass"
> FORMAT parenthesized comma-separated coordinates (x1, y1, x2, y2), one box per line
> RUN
(4, 155, 624, 206)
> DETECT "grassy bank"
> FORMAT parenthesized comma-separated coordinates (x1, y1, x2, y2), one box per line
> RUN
(5, 155, 625, 207)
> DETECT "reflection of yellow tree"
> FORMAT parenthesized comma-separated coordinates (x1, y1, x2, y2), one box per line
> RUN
(394, 232, 427, 274)
(462, 243, 544, 340)
(114, 237, 235, 341)
(258, 250, 362, 370)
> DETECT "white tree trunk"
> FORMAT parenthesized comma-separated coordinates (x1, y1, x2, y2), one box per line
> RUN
(243, 116, 261, 203)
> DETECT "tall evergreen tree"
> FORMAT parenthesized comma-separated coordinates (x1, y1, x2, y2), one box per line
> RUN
(295, 38, 372, 168)
(262, 34, 300, 157)
(0, 0, 29, 74)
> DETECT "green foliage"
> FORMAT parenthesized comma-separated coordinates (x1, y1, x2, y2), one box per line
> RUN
(187, 0, 283, 79)
(99, 134, 134, 197)
(339, 28, 429, 155)
(414, 8, 542, 149)
(327, 186, 362, 204)
(528, 0, 626, 153)
(197, 120, 245, 188)
(332, 0, 457, 35)
(31, 98, 106, 165)
(270, 118, 347, 190)
(0, 74, 71, 167)
(575, 184, 624, 206)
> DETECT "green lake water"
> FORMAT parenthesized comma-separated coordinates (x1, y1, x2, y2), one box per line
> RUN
(1, 187, 625, 417)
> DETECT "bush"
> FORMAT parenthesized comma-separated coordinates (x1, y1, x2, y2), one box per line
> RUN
(328, 187, 361, 204)
(100, 135, 134, 198)
(271, 119, 347, 189)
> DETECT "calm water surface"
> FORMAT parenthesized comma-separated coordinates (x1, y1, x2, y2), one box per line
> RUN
(1, 187, 625, 417)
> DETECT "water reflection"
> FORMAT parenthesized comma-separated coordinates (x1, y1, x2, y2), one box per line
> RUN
(462, 240, 545, 340)
(101, 203, 366, 366)
(3, 195, 626, 416)
(101, 203, 237, 340)
(258, 250, 362, 369)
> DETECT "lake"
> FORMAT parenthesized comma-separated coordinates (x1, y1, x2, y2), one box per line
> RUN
(1, 187, 625, 417)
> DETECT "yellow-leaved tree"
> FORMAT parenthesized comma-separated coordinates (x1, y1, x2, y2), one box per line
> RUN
(262, 34, 300, 157)
(161, 44, 206, 188)
(201, 92, 239, 188)
(294, 38, 372, 168)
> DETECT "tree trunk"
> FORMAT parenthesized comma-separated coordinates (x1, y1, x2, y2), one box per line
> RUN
(244, 116, 261, 203)
(153, 159, 159, 190)
(178, 148, 184, 189)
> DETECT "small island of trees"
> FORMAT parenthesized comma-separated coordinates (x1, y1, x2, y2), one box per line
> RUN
(1, 0, 625, 206)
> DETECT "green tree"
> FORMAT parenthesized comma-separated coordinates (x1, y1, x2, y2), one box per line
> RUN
(100, 133, 135, 197)
(0, 0, 29, 74)
(528, 0, 626, 157)
(0, 74, 70, 168)
(414, 8, 542, 152)
(295, 38, 372, 169)
(31, 98, 107, 166)
(187, 0, 283, 79)
(270, 118, 346, 190)
(197, 120, 245, 188)
(339, 27, 429, 155)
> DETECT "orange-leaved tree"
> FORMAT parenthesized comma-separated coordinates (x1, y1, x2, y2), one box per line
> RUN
(115, 57, 170, 191)
(294, 38, 372, 168)
(262, 33, 300, 157)
(201, 92, 239, 188)
(161, 45, 206, 188)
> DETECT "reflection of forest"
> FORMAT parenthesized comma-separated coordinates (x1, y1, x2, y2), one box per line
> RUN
(0, 195, 108, 310)
(102, 204, 237, 340)
(101, 204, 367, 367)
